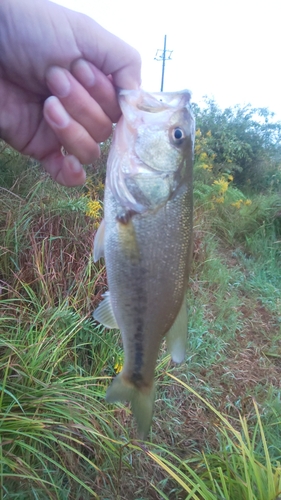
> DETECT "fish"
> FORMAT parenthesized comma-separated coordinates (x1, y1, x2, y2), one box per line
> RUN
(93, 88, 195, 439)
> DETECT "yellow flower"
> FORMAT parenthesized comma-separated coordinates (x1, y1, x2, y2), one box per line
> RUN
(202, 163, 212, 171)
(200, 152, 208, 160)
(114, 359, 123, 374)
(213, 177, 229, 194)
(228, 175, 234, 182)
(195, 129, 201, 137)
(86, 200, 102, 218)
(95, 181, 105, 196)
(85, 180, 105, 199)
(206, 130, 212, 137)
(231, 199, 243, 209)
(213, 196, 225, 204)
(244, 199, 252, 206)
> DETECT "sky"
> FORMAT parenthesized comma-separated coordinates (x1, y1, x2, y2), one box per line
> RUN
(53, 0, 281, 119)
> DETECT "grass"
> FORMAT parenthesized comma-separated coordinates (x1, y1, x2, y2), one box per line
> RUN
(144, 374, 281, 500)
(0, 146, 281, 498)
(0, 291, 119, 498)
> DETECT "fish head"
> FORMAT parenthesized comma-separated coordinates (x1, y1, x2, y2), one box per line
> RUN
(107, 89, 195, 213)
(118, 89, 195, 172)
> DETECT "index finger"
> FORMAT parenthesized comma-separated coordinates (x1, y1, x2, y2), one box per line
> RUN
(71, 59, 121, 123)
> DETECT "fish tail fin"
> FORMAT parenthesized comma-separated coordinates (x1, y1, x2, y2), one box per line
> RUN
(105, 374, 134, 403)
(106, 374, 155, 440)
(131, 384, 155, 440)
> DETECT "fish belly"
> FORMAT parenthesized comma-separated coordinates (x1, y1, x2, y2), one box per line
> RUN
(104, 183, 192, 388)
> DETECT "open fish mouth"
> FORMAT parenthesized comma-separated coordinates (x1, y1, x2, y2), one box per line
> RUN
(118, 88, 192, 113)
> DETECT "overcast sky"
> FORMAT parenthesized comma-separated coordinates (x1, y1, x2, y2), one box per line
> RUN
(53, 0, 281, 119)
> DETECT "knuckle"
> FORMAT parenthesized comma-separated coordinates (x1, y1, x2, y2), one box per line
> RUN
(79, 142, 100, 164)
(93, 122, 112, 143)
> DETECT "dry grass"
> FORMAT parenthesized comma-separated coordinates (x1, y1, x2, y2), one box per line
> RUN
(1, 147, 281, 498)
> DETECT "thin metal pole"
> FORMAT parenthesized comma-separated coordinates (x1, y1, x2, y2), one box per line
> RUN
(154, 36, 173, 92)
(160, 35, 167, 92)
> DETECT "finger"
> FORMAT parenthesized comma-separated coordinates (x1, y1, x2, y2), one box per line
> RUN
(65, 9, 142, 89)
(46, 66, 112, 142)
(71, 59, 121, 123)
(42, 151, 86, 187)
(43, 95, 100, 165)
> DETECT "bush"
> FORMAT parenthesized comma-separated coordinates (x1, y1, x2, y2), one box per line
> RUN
(193, 98, 281, 191)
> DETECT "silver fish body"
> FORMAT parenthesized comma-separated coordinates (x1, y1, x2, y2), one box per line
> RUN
(93, 89, 195, 438)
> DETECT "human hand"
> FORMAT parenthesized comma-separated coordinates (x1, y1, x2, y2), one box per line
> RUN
(0, 0, 141, 186)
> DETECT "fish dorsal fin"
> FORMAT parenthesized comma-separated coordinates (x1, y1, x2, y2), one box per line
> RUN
(165, 298, 187, 364)
(93, 219, 105, 263)
(93, 291, 119, 329)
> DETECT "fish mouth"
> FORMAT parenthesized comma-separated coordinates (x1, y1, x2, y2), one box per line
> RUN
(118, 88, 192, 114)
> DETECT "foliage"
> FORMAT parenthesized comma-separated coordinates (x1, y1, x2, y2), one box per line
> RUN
(193, 98, 281, 190)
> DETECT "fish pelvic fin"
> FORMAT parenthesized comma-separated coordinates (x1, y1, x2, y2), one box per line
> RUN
(165, 297, 187, 364)
(106, 374, 155, 440)
(93, 291, 119, 329)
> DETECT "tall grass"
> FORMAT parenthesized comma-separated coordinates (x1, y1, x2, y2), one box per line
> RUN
(147, 374, 281, 500)
(1, 148, 281, 498)
(0, 288, 122, 498)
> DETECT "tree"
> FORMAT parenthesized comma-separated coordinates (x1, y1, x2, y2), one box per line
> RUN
(193, 98, 281, 191)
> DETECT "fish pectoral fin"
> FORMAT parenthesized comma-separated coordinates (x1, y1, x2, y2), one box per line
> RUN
(165, 298, 188, 364)
(93, 218, 105, 263)
(106, 374, 155, 440)
(93, 291, 119, 329)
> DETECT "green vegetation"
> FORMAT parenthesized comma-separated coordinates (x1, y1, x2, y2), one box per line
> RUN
(193, 98, 281, 190)
(0, 99, 281, 499)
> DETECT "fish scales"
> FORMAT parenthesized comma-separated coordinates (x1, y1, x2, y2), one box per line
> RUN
(105, 185, 192, 385)
(93, 88, 195, 439)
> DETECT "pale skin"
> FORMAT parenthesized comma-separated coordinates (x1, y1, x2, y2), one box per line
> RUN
(0, 0, 141, 186)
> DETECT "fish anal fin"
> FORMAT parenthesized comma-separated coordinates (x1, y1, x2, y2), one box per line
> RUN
(165, 298, 187, 364)
(93, 219, 105, 263)
(106, 374, 155, 440)
(93, 291, 119, 329)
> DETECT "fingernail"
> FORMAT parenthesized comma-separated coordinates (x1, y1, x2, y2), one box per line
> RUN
(46, 66, 71, 98)
(45, 96, 70, 128)
(73, 59, 96, 87)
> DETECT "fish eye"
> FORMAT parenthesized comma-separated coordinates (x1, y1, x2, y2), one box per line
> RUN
(171, 127, 185, 145)
(173, 128, 184, 140)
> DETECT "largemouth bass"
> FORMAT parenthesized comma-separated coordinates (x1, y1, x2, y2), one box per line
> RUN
(93, 88, 195, 439)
